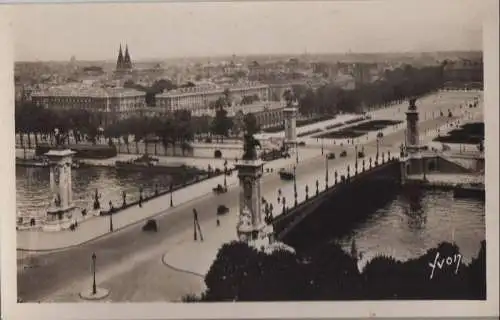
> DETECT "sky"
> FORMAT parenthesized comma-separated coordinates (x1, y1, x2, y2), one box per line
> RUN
(11, 0, 487, 61)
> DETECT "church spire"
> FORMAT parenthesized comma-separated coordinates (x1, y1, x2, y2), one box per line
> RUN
(116, 44, 124, 70)
(124, 44, 132, 69)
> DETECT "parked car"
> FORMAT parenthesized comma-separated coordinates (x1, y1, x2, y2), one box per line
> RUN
(357, 151, 365, 158)
(217, 205, 229, 215)
(278, 167, 295, 180)
(298, 141, 306, 146)
(340, 150, 347, 157)
(327, 152, 336, 159)
(213, 184, 227, 194)
(142, 219, 158, 232)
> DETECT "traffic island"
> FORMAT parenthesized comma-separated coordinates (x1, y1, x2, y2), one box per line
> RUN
(79, 287, 110, 301)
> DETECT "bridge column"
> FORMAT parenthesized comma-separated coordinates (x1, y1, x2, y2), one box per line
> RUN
(45, 149, 77, 227)
(283, 107, 298, 152)
(235, 160, 272, 244)
(402, 98, 426, 177)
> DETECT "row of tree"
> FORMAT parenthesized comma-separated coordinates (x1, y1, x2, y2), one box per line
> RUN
(15, 99, 260, 150)
(285, 64, 445, 116)
(189, 240, 486, 301)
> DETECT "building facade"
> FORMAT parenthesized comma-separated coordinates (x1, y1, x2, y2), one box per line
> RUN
(155, 82, 270, 113)
(31, 85, 146, 125)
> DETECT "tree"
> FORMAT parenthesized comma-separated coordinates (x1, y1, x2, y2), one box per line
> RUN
(173, 110, 194, 156)
(211, 108, 232, 143)
(231, 110, 245, 137)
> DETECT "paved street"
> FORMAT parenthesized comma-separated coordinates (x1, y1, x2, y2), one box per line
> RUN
(17, 91, 483, 302)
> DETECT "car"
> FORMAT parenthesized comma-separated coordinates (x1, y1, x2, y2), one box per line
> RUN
(278, 168, 295, 180)
(142, 219, 158, 232)
(340, 150, 347, 157)
(327, 152, 336, 159)
(217, 205, 229, 215)
(357, 151, 365, 158)
(213, 184, 228, 194)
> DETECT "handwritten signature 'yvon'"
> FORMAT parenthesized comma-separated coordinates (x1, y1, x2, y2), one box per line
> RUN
(428, 252, 462, 280)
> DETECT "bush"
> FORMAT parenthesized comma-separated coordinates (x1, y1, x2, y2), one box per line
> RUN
(214, 150, 222, 158)
(198, 240, 486, 301)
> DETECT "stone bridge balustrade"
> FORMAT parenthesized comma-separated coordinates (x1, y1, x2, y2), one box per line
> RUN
(271, 158, 402, 241)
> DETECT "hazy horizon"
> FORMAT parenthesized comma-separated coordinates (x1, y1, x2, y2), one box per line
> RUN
(12, 0, 487, 62)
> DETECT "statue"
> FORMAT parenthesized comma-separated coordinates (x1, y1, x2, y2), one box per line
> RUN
(242, 133, 261, 161)
(409, 98, 417, 110)
(237, 205, 253, 240)
(54, 193, 61, 207)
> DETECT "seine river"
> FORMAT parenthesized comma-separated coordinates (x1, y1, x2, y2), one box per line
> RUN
(337, 189, 485, 265)
(16, 166, 175, 219)
(16, 167, 485, 264)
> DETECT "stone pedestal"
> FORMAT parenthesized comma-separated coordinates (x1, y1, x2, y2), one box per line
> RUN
(283, 107, 298, 151)
(79, 287, 110, 301)
(401, 98, 427, 180)
(235, 160, 271, 243)
(45, 149, 77, 223)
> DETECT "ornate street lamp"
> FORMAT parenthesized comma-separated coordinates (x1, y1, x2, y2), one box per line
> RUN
(170, 184, 174, 207)
(316, 179, 319, 196)
(223, 160, 228, 189)
(293, 166, 298, 207)
(108, 202, 114, 232)
(325, 156, 329, 189)
(91, 252, 97, 295)
(355, 145, 358, 175)
(295, 143, 299, 164)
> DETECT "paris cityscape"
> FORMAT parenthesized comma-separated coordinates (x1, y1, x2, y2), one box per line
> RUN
(10, 0, 489, 305)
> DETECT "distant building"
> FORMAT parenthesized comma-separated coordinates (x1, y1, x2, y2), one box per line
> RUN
(31, 84, 146, 125)
(443, 59, 483, 89)
(155, 82, 269, 113)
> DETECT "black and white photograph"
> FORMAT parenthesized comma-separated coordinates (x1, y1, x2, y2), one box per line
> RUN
(1, 0, 499, 319)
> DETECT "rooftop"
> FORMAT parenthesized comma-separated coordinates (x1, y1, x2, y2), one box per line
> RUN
(31, 85, 146, 98)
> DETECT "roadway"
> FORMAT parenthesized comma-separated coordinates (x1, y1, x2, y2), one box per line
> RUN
(17, 91, 483, 302)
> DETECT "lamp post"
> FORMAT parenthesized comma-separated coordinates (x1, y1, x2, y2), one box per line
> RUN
(91, 252, 97, 295)
(295, 143, 299, 164)
(108, 202, 114, 232)
(325, 156, 329, 189)
(223, 160, 228, 189)
(321, 138, 324, 155)
(170, 183, 173, 207)
(293, 165, 298, 207)
(376, 138, 380, 165)
(354, 145, 358, 174)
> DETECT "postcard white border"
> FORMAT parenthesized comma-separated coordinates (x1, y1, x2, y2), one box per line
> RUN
(1, 1, 499, 319)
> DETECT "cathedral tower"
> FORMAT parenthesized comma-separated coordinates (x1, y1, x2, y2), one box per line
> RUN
(116, 44, 124, 71)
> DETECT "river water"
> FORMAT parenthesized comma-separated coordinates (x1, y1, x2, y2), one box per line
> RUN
(16, 166, 176, 219)
(16, 167, 485, 265)
(337, 189, 485, 266)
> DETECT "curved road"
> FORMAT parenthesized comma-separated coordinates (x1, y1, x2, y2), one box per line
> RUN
(17, 91, 481, 302)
